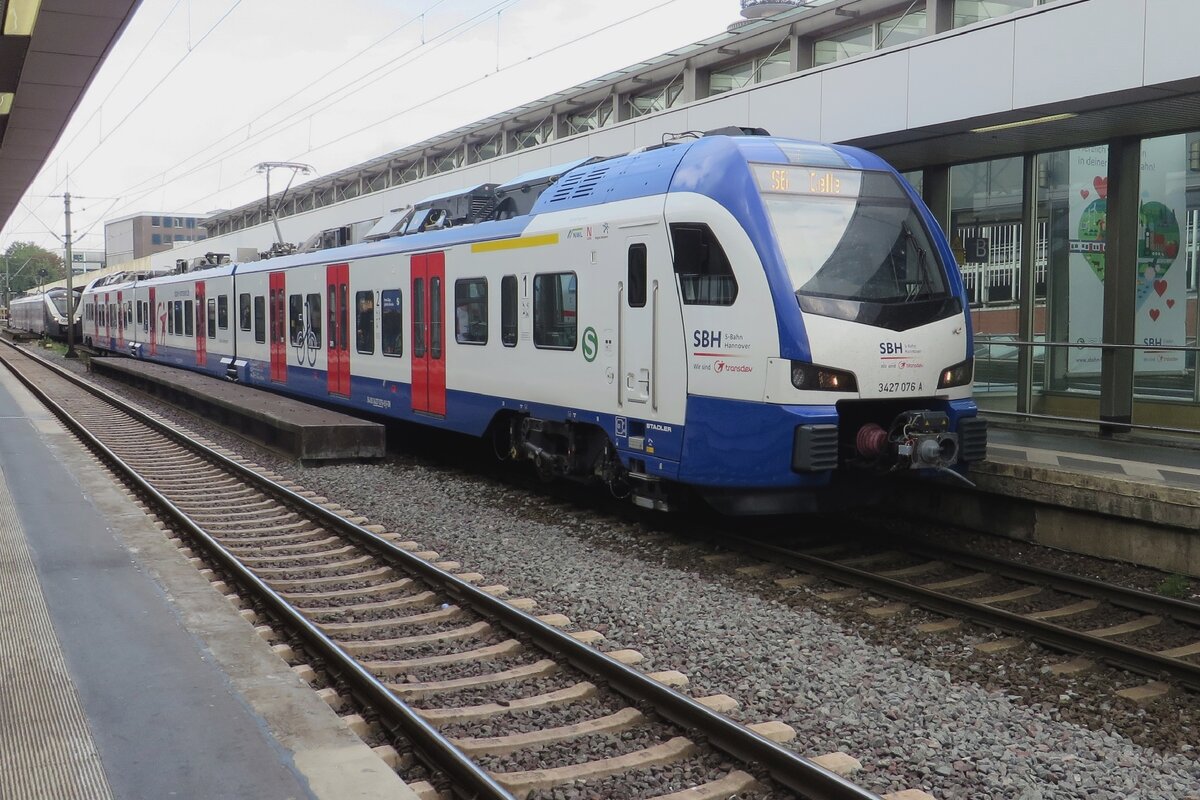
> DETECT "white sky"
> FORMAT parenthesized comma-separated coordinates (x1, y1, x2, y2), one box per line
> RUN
(3, 0, 743, 254)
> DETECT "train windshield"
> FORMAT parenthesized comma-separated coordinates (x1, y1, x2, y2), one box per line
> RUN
(50, 294, 73, 315)
(754, 165, 960, 329)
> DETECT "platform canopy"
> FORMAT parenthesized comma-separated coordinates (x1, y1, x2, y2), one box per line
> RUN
(0, 0, 141, 230)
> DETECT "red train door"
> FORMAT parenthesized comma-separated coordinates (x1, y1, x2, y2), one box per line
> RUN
(268, 272, 287, 382)
(410, 251, 446, 416)
(195, 281, 207, 366)
(325, 264, 350, 396)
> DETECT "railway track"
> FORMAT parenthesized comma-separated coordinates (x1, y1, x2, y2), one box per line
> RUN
(0, 341, 935, 799)
(703, 525, 1200, 697)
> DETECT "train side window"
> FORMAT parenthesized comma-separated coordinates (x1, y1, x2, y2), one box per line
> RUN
(167, 303, 174, 334)
(136, 301, 143, 326)
(501, 275, 517, 347)
(628, 244, 647, 307)
(356, 290, 375, 354)
(184, 300, 194, 336)
(239, 293, 251, 331)
(670, 224, 738, 306)
(254, 296, 266, 343)
(218, 295, 229, 330)
(454, 278, 487, 345)
(430, 277, 443, 360)
(289, 294, 303, 345)
(207, 299, 216, 339)
(533, 272, 577, 350)
(175, 301, 184, 335)
(306, 293, 322, 349)
(381, 289, 402, 357)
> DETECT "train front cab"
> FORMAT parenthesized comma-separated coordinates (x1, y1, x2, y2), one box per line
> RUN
(666, 136, 987, 514)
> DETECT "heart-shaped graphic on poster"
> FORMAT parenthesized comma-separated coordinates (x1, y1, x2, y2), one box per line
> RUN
(1149, 308, 1160, 321)
(1080, 189, 1090, 199)
(1167, 298, 1176, 309)
(1135, 201, 1181, 308)
(1093, 176, 1108, 199)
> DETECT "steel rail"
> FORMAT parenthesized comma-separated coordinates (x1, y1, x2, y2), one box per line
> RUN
(0, 342, 883, 800)
(892, 538, 1200, 627)
(0, 343, 516, 800)
(728, 532, 1200, 692)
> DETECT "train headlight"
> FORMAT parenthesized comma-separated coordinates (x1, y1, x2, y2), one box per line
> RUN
(938, 358, 974, 389)
(791, 361, 857, 392)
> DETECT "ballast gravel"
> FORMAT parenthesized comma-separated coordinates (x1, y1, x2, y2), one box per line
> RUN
(40, 348, 1200, 799)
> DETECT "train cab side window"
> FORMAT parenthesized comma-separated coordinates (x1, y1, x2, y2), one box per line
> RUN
(184, 300, 194, 337)
(254, 296, 266, 343)
(239, 293, 251, 331)
(136, 301, 143, 326)
(218, 295, 229, 329)
(167, 303, 174, 335)
(381, 289, 402, 357)
(501, 275, 517, 347)
(454, 278, 487, 345)
(207, 299, 216, 339)
(628, 244, 647, 308)
(670, 224, 738, 306)
(356, 290, 375, 354)
(174, 301, 184, 336)
(306, 293, 322, 350)
(289, 294, 303, 346)
(533, 272, 578, 350)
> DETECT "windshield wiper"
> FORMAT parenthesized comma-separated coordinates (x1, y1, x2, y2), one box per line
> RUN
(900, 222, 935, 300)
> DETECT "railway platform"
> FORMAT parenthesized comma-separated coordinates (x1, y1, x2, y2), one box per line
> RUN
(900, 420, 1200, 578)
(88, 356, 385, 461)
(0, 367, 418, 800)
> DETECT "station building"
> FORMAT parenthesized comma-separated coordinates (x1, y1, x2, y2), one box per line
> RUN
(159, 0, 1200, 437)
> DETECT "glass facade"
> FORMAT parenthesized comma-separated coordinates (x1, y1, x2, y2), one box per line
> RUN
(813, 25, 872, 66)
(947, 134, 1200, 433)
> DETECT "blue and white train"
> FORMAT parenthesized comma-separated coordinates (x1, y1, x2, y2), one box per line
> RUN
(9, 287, 81, 340)
(82, 130, 986, 513)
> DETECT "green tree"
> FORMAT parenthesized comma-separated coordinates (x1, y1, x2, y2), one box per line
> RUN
(3, 242, 64, 296)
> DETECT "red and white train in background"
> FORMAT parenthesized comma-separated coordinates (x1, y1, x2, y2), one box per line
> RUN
(80, 131, 986, 513)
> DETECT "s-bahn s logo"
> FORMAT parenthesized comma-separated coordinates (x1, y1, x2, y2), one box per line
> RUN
(582, 326, 598, 362)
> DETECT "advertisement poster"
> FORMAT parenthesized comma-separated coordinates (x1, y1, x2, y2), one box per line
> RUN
(1066, 138, 1187, 374)
(1066, 146, 1107, 374)
(1133, 134, 1187, 374)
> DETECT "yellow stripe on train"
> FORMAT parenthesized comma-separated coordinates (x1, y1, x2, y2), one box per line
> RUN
(470, 233, 559, 253)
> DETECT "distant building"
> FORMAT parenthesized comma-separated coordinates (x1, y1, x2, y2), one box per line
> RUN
(58, 248, 105, 275)
(104, 212, 207, 265)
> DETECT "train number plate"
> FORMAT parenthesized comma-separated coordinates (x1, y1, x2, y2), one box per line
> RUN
(878, 381, 922, 394)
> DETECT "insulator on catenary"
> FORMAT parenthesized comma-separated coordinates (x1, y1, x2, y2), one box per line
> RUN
(856, 423, 888, 458)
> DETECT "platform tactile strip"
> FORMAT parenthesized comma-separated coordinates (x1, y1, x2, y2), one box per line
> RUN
(0, 461, 114, 800)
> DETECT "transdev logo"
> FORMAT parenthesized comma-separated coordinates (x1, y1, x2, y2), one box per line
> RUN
(714, 360, 751, 374)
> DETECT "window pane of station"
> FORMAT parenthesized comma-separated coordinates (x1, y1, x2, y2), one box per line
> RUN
(953, 0, 1037, 28)
(709, 60, 754, 95)
(813, 25, 871, 67)
(950, 157, 1024, 409)
(877, 6, 926, 49)
(1133, 132, 1197, 408)
(756, 51, 790, 83)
